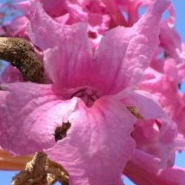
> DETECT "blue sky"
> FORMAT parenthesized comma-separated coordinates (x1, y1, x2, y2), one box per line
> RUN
(0, 0, 185, 185)
(171, 0, 185, 41)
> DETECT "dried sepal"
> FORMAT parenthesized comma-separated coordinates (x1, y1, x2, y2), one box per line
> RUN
(46, 157, 69, 185)
(11, 152, 69, 185)
(0, 37, 45, 83)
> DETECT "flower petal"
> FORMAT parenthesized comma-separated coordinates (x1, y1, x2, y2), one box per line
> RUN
(94, 0, 169, 94)
(0, 82, 77, 155)
(0, 65, 23, 83)
(119, 89, 179, 166)
(28, 2, 63, 50)
(46, 97, 136, 185)
(120, 89, 166, 119)
(28, 2, 95, 87)
(124, 149, 185, 185)
(159, 3, 184, 64)
(43, 33, 93, 88)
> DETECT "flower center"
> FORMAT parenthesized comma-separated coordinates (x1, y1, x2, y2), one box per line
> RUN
(70, 87, 100, 107)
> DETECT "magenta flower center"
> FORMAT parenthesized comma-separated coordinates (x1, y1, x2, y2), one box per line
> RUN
(70, 87, 100, 107)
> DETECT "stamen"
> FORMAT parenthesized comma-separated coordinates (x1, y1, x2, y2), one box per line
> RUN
(126, 105, 143, 119)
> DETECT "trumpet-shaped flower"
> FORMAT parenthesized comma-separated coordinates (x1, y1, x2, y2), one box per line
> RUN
(124, 149, 185, 185)
(0, 0, 169, 184)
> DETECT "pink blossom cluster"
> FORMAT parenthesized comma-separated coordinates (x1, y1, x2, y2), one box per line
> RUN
(0, 0, 185, 185)
(0, 0, 23, 36)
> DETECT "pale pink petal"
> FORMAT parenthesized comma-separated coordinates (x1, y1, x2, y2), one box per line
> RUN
(131, 119, 178, 167)
(178, 61, 185, 82)
(5, 16, 28, 37)
(0, 82, 77, 155)
(163, 58, 178, 82)
(0, 65, 23, 83)
(159, 3, 184, 63)
(174, 108, 185, 136)
(66, 2, 110, 44)
(16, 1, 31, 15)
(27, 2, 66, 50)
(76, 0, 105, 14)
(160, 22, 183, 62)
(39, 0, 67, 17)
(139, 63, 185, 137)
(158, 167, 185, 185)
(124, 149, 185, 185)
(94, 0, 169, 94)
(120, 89, 165, 119)
(102, 0, 128, 27)
(46, 98, 136, 185)
(28, 3, 95, 88)
(66, 3, 87, 22)
(43, 23, 93, 87)
(118, 89, 179, 166)
(139, 69, 182, 119)
(166, 3, 176, 26)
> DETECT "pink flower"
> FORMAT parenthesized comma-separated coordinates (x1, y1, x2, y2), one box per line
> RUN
(139, 58, 185, 137)
(4, 0, 110, 47)
(159, 4, 185, 64)
(0, 0, 169, 184)
(124, 149, 185, 185)
(120, 89, 181, 167)
(0, 0, 26, 36)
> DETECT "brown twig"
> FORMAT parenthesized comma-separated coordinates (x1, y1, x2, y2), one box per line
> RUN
(11, 152, 69, 185)
(0, 37, 45, 83)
